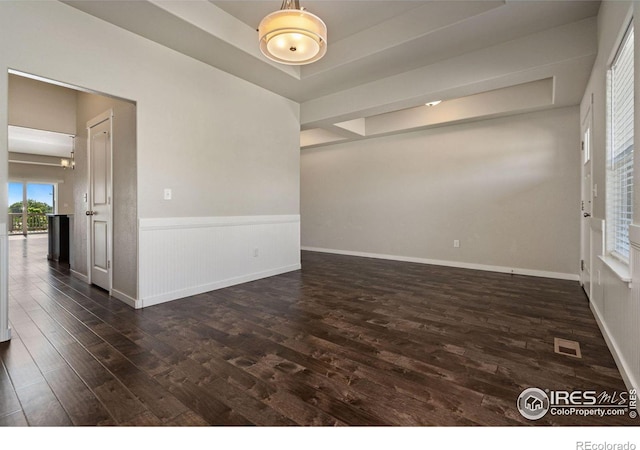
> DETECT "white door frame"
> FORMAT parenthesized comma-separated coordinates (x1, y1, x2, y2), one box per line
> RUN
(580, 102, 594, 298)
(86, 109, 114, 292)
(0, 225, 9, 342)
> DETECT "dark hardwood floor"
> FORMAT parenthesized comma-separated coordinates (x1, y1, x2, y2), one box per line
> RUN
(0, 235, 636, 426)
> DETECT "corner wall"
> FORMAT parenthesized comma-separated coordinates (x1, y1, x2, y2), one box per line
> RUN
(301, 107, 581, 279)
(579, 0, 639, 391)
(0, 1, 300, 323)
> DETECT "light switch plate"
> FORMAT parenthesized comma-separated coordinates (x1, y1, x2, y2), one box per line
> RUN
(164, 188, 172, 200)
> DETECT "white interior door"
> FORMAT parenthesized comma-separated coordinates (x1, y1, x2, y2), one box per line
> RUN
(88, 113, 112, 291)
(580, 108, 593, 298)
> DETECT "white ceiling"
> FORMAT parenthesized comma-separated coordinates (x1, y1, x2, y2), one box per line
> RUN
(62, 0, 601, 147)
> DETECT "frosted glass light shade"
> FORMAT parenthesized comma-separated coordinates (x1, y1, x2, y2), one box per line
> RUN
(258, 9, 327, 65)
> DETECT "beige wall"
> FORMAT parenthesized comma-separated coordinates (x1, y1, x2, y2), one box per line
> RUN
(0, 1, 300, 219)
(301, 106, 581, 276)
(8, 73, 76, 134)
(74, 92, 137, 300)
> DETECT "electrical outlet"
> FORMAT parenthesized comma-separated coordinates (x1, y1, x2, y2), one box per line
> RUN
(163, 188, 172, 200)
(453, 240, 460, 248)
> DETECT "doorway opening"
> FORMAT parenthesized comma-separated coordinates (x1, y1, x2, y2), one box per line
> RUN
(3, 70, 138, 344)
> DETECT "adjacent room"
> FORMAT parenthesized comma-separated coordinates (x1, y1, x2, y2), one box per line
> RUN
(0, 0, 638, 436)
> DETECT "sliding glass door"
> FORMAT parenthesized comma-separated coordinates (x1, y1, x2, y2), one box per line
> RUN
(8, 182, 55, 235)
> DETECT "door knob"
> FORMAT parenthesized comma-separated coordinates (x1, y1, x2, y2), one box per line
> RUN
(86, 211, 96, 216)
(583, 212, 591, 218)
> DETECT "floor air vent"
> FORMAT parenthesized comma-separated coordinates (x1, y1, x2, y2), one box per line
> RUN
(554, 337, 582, 358)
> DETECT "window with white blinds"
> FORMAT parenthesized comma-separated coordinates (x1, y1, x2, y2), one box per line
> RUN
(607, 23, 634, 262)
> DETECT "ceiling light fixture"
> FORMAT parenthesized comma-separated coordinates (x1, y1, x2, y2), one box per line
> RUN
(425, 101, 442, 107)
(61, 136, 75, 170)
(258, 0, 327, 65)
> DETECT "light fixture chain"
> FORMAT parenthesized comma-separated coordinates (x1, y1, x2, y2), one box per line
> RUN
(280, 0, 300, 10)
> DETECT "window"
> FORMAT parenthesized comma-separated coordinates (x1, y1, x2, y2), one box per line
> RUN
(7, 182, 55, 235)
(607, 22, 634, 262)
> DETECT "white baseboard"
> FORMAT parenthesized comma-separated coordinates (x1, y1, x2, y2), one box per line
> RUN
(141, 263, 300, 308)
(111, 289, 140, 309)
(0, 327, 11, 343)
(590, 301, 639, 392)
(301, 246, 579, 281)
(70, 269, 89, 283)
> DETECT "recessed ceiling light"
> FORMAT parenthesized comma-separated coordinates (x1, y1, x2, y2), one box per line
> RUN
(425, 101, 442, 107)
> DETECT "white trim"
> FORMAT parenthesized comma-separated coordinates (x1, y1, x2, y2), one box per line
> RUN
(8, 159, 64, 168)
(0, 328, 10, 343)
(301, 246, 579, 281)
(86, 126, 91, 285)
(86, 110, 114, 291)
(8, 69, 111, 97)
(70, 269, 89, 284)
(140, 263, 301, 308)
(0, 224, 9, 342)
(590, 217, 605, 233)
(111, 289, 140, 309)
(139, 214, 301, 231)
(629, 224, 640, 248)
(605, 7, 635, 67)
(8, 177, 64, 186)
(590, 301, 639, 392)
(86, 109, 113, 129)
(598, 255, 632, 284)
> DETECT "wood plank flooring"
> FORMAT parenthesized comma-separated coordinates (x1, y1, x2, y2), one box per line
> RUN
(0, 235, 636, 426)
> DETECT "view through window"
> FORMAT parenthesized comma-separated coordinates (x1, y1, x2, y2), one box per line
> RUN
(8, 182, 55, 235)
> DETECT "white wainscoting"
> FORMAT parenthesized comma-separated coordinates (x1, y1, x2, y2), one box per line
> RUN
(591, 223, 640, 391)
(0, 223, 11, 342)
(589, 219, 605, 314)
(138, 215, 301, 308)
(301, 246, 579, 281)
(628, 234, 640, 389)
